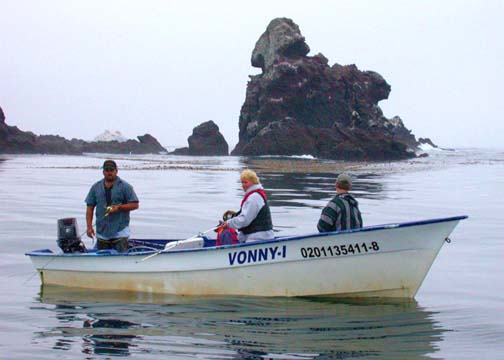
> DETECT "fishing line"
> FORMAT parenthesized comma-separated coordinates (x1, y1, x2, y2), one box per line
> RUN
(77, 221, 96, 248)
(22, 256, 57, 284)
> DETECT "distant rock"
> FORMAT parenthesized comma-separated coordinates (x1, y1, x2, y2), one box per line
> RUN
(416, 137, 439, 156)
(418, 137, 438, 148)
(0, 106, 167, 154)
(171, 120, 229, 156)
(93, 130, 128, 143)
(231, 18, 419, 161)
(81, 134, 167, 154)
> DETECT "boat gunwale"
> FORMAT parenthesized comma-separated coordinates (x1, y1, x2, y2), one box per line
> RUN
(25, 215, 468, 257)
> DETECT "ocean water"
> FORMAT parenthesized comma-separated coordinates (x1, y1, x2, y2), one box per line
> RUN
(0, 149, 502, 359)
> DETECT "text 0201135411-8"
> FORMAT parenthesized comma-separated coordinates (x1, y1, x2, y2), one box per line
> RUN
(300, 242, 380, 258)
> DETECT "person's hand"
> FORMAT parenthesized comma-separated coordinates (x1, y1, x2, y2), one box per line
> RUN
(110, 205, 122, 214)
(105, 205, 121, 216)
(86, 227, 95, 239)
(222, 210, 236, 221)
(217, 220, 228, 228)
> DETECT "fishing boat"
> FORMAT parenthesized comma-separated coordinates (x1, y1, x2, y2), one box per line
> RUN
(26, 215, 467, 298)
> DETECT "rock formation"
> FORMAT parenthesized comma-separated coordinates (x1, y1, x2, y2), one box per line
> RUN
(171, 120, 229, 155)
(231, 18, 418, 160)
(418, 137, 438, 148)
(0, 106, 167, 154)
(80, 134, 167, 154)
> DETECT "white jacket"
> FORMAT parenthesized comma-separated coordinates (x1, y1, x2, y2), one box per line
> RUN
(226, 184, 274, 243)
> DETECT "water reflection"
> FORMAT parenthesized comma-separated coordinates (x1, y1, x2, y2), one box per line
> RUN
(35, 285, 446, 359)
(0, 157, 7, 172)
(41, 299, 142, 356)
(222, 170, 387, 210)
(82, 318, 139, 356)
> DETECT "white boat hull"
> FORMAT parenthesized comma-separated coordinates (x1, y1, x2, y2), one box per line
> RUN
(27, 216, 466, 298)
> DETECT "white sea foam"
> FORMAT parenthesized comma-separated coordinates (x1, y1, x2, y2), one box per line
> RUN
(258, 154, 317, 160)
(93, 129, 128, 143)
(419, 143, 439, 151)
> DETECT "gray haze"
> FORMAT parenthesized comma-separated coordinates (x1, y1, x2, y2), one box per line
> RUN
(1, 0, 502, 149)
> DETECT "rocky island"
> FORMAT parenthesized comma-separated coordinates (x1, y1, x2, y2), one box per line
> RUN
(0, 106, 167, 155)
(2, 17, 431, 159)
(171, 120, 229, 156)
(231, 18, 419, 160)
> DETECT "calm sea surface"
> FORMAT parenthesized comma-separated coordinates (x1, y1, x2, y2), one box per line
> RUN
(0, 149, 502, 359)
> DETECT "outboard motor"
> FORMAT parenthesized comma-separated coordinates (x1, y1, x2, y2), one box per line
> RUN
(57, 218, 86, 253)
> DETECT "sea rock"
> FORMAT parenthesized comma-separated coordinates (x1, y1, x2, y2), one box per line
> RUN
(81, 134, 167, 154)
(418, 137, 438, 148)
(0, 106, 5, 124)
(171, 120, 229, 156)
(387, 116, 417, 149)
(0, 106, 167, 154)
(231, 18, 419, 161)
(251, 18, 310, 72)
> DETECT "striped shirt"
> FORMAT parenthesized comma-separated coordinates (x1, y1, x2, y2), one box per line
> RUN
(317, 193, 363, 232)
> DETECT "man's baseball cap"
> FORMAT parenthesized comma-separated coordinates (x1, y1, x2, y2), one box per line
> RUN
(336, 173, 352, 189)
(102, 160, 117, 170)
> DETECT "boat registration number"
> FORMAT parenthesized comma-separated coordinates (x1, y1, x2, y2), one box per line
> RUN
(300, 242, 380, 258)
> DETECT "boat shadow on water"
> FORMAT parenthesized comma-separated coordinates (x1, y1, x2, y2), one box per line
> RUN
(34, 284, 447, 359)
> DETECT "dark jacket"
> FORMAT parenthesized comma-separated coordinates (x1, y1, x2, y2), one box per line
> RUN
(317, 193, 363, 232)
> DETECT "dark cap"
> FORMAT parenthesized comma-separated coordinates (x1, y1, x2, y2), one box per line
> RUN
(336, 173, 352, 190)
(102, 160, 117, 170)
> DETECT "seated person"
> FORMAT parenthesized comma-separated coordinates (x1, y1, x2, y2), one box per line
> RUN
(318, 173, 363, 232)
(221, 169, 274, 243)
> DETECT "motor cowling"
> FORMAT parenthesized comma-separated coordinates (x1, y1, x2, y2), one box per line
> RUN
(57, 218, 86, 253)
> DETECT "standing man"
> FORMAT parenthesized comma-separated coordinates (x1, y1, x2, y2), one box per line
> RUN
(85, 160, 139, 252)
(317, 173, 363, 232)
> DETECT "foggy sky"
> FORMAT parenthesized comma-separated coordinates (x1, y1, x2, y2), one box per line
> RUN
(1, 0, 503, 149)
